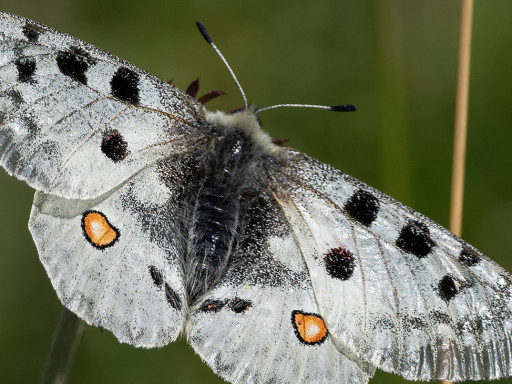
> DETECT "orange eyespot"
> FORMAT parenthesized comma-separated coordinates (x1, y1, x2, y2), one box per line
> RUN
(292, 310, 328, 345)
(81, 211, 119, 249)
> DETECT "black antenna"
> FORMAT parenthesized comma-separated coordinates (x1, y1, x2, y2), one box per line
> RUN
(256, 103, 357, 114)
(196, 21, 248, 110)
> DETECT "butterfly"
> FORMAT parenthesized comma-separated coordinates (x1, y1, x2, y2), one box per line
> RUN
(1, 10, 512, 384)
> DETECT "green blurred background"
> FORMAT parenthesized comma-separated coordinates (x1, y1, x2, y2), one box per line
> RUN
(0, 0, 511, 383)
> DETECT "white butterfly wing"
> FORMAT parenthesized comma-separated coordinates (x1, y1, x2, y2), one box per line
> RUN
(29, 159, 190, 347)
(187, 192, 375, 384)
(272, 148, 512, 381)
(0, 11, 206, 199)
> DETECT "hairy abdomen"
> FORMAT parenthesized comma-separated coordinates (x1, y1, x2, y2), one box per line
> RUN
(186, 130, 254, 301)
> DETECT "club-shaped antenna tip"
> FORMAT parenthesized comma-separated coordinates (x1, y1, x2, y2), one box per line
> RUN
(331, 104, 357, 112)
(196, 21, 213, 44)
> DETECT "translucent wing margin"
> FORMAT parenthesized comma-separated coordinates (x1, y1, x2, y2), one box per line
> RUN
(187, 191, 375, 384)
(0, 11, 207, 199)
(271, 148, 512, 382)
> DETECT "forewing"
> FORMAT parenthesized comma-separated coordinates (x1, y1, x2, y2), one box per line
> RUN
(0, 11, 207, 199)
(187, 192, 375, 384)
(29, 160, 189, 347)
(272, 148, 512, 381)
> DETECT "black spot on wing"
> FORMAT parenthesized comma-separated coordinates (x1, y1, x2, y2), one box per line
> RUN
(344, 189, 380, 226)
(110, 67, 140, 104)
(396, 220, 436, 258)
(165, 283, 182, 310)
(459, 246, 481, 267)
(199, 299, 227, 313)
(101, 129, 128, 162)
(6, 89, 23, 106)
(22, 23, 42, 42)
(148, 265, 163, 287)
(15, 57, 36, 83)
(324, 246, 356, 280)
(56, 46, 96, 85)
(438, 274, 459, 301)
(229, 298, 252, 314)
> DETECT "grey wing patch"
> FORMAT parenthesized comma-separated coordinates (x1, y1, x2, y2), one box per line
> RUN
(29, 163, 187, 347)
(0, 11, 208, 199)
(186, 192, 375, 384)
(274, 148, 512, 381)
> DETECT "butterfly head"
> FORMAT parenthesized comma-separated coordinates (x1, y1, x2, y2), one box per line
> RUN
(205, 107, 282, 156)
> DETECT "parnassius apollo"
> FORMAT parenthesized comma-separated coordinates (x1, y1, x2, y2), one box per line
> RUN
(0, 11, 511, 384)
